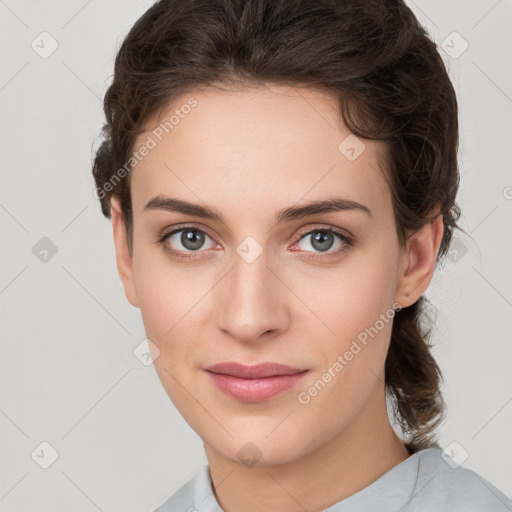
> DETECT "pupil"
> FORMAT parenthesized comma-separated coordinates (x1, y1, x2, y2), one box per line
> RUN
(312, 231, 334, 252)
(181, 230, 204, 250)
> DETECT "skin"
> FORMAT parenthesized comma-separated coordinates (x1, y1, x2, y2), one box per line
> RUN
(110, 84, 443, 512)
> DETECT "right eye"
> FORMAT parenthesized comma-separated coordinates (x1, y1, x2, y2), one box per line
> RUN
(157, 226, 219, 259)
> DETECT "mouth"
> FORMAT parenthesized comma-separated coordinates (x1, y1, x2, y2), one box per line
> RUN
(203, 362, 310, 402)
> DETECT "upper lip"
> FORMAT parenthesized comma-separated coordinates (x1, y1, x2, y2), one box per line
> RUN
(204, 362, 308, 379)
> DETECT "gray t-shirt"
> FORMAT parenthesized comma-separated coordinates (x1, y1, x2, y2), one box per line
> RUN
(154, 445, 512, 511)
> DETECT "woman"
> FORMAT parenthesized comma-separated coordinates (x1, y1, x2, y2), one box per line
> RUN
(91, 0, 511, 510)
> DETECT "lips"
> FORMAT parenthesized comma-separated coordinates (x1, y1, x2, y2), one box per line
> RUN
(203, 362, 310, 402)
(204, 362, 307, 378)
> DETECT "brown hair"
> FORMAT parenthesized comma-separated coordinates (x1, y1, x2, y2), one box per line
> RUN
(92, 0, 464, 450)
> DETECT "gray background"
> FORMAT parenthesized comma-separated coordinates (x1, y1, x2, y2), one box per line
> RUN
(0, 1, 511, 510)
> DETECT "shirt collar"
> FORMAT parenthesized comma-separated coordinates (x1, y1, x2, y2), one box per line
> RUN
(192, 446, 438, 512)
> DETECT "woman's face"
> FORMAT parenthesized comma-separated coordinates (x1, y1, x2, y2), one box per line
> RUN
(114, 84, 420, 466)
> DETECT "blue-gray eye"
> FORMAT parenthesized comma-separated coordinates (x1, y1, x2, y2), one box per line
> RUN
(297, 229, 347, 253)
(164, 228, 216, 252)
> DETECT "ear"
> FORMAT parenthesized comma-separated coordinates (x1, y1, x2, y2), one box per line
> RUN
(111, 196, 139, 308)
(394, 208, 444, 308)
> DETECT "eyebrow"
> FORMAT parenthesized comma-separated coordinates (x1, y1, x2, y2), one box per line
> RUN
(143, 195, 372, 225)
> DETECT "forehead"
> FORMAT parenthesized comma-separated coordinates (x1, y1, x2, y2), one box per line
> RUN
(130, 85, 390, 217)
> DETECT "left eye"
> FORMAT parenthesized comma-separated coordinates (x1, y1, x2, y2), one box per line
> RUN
(295, 229, 349, 253)
(162, 228, 217, 252)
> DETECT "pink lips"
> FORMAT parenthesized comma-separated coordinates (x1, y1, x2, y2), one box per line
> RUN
(204, 362, 309, 402)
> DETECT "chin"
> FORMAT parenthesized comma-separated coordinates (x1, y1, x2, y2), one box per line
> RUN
(201, 421, 312, 467)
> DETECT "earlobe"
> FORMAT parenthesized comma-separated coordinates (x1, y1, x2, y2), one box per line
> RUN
(111, 197, 139, 308)
(394, 211, 444, 309)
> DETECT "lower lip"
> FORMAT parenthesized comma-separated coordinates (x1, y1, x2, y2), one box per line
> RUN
(205, 370, 309, 402)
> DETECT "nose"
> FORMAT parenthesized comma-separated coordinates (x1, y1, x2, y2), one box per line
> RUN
(215, 245, 289, 344)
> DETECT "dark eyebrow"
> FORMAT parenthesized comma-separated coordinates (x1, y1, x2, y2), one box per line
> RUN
(143, 195, 372, 225)
(144, 195, 225, 222)
(274, 197, 372, 223)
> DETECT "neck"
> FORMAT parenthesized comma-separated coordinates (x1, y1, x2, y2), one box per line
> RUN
(204, 382, 411, 512)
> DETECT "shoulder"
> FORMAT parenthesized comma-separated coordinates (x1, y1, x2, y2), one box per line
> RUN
(407, 446, 512, 511)
(152, 468, 199, 512)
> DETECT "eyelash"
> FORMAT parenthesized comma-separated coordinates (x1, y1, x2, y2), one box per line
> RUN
(156, 224, 354, 261)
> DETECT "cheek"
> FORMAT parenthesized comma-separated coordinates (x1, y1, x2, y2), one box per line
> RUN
(132, 242, 199, 338)
(297, 244, 399, 409)
(132, 252, 214, 384)
(294, 264, 397, 435)
(304, 248, 398, 345)
(132, 259, 203, 413)
(135, 274, 173, 342)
